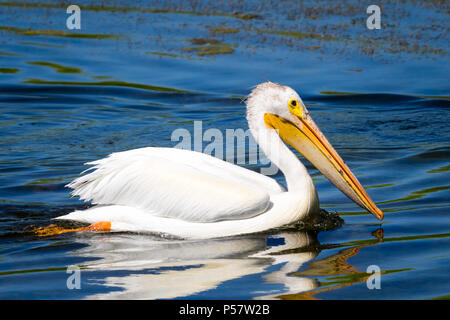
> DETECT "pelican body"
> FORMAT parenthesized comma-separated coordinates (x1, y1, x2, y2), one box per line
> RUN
(57, 82, 382, 239)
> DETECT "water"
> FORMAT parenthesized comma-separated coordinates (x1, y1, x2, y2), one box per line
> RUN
(0, 0, 449, 299)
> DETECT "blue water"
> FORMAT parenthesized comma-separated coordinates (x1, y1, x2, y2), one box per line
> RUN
(0, 0, 449, 299)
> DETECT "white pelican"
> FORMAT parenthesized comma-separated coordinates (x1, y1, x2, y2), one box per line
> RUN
(56, 81, 383, 238)
(72, 232, 317, 299)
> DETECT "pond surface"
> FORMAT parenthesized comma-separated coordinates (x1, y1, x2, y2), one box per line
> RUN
(0, 0, 449, 299)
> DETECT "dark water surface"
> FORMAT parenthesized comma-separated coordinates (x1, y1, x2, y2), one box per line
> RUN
(0, 0, 449, 299)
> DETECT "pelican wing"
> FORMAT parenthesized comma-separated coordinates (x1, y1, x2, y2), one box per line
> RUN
(67, 147, 284, 222)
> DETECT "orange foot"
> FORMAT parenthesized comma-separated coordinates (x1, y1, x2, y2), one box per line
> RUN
(31, 221, 111, 237)
(83, 221, 111, 232)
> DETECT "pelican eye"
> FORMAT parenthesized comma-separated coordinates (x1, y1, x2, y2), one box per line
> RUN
(288, 98, 303, 117)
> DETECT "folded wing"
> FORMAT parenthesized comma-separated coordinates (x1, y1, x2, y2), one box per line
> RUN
(67, 147, 284, 222)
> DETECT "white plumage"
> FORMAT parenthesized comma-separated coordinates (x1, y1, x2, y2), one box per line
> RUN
(67, 147, 283, 223)
(58, 144, 316, 238)
(56, 81, 382, 238)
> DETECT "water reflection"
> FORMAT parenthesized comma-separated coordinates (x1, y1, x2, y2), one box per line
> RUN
(71, 231, 320, 299)
(66, 228, 392, 299)
(278, 229, 385, 299)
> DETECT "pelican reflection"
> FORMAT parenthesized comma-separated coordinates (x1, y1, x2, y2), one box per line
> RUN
(70, 231, 320, 299)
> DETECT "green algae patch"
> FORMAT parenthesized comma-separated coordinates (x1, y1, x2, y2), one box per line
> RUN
(378, 185, 450, 205)
(0, 68, 19, 73)
(232, 13, 261, 20)
(0, 2, 262, 20)
(188, 38, 221, 45)
(90, 75, 114, 80)
(427, 165, 450, 174)
(146, 51, 183, 58)
(183, 43, 234, 56)
(319, 268, 411, 286)
(258, 29, 337, 41)
(19, 41, 65, 48)
(27, 61, 82, 74)
(0, 50, 21, 56)
(23, 79, 190, 93)
(366, 183, 396, 190)
(184, 38, 234, 56)
(0, 25, 119, 39)
(207, 26, 239, 34)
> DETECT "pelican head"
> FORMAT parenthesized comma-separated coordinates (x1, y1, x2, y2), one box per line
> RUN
(246, 81, 383, 220)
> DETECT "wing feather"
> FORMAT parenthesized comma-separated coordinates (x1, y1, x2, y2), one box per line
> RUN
(67, 147, 283, 222)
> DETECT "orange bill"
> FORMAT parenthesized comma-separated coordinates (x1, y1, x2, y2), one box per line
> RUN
(264, 112, 383, 220)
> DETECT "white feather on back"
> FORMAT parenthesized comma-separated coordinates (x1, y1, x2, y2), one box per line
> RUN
(67, 147, 284, 222)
